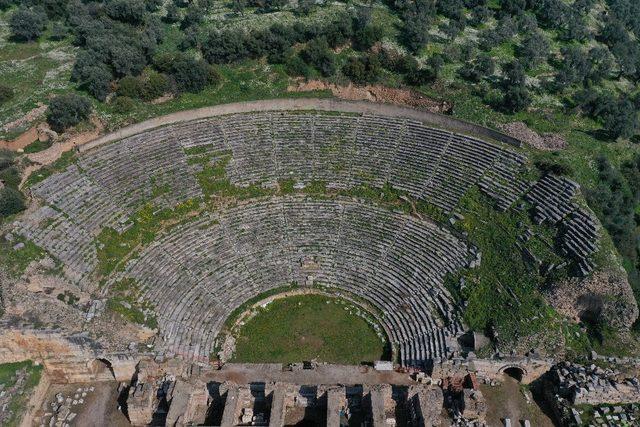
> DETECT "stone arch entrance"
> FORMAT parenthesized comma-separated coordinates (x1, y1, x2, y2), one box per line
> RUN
(90, 358, 116, 380)
(501, 366, 525, 382)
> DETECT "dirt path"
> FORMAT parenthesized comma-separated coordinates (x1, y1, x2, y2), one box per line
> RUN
(0, 127, 38, 150)
(287, 80, 452, 113)
(19, 116, 104, 188)
(481, 375, 555, 427)
(2, 104, 47, 133)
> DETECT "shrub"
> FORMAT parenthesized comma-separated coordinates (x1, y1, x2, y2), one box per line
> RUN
(0, 165, 20, 188)
(300, 37, 336, 77)
(207, 66, 222, 86)
(81, 65, 113, 101)
(106, 0, 146, 24)
(143, 71, 171, 100)
(112, 96, 135, 114)
(353, 24, 383, 51)
(46, 94, 92, 132)
(342, 55, 380, 84)
(0, 85, 13, 104)
(117, 75, 145, 99)
(202, 30, 249, 64)
(534, 159, 573, 176)
(9, 7, 46, 41)
(284, 54, 311, 78)
(49, 22, 68, 41)
(154, 53, 211, 93)
(0, 188, 26, 217)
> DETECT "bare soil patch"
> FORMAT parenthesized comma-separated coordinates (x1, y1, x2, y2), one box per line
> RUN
(498, 122, 566, 151)
(0, 127, 38, 150)
(287, 80, 452, 113)
(20, 116, 105, 187)
(481, 375, 554, 427)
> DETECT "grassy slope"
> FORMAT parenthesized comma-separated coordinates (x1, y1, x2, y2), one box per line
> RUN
(231, 294, 387, 364)
(0, 361, 43, 427)
(0, 9, 75, 140)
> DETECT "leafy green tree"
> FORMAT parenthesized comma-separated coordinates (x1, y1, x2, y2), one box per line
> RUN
(401, 0, 435, 53)
(181, 4, 203, 29)
(458, 54, 494, 82)
(518, 31, 549, 69)
(154, 53, 214, 93)
(500, 61, 530, 112)
(353, 24, 383, 51)
(49, 21, 68, 40)
(9, 7, 46, 41)
(106, 0, 146, 24)
(164, 2, 181, 22)
(231, 0, 245, 15)
(554, 45, 590, 88)
(81, 65, 112, 101)
(342, 55, 380, 84)
(202, 30, 249, 63)
(0, 85, 13, 104)
(0, 188, 25, 217)
(46, 94, 92, 132)
(296, 0, 313, 15)
(300, 37, 336, 77)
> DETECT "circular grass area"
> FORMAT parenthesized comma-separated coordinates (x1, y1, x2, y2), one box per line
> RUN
(230, 294, 390, 364)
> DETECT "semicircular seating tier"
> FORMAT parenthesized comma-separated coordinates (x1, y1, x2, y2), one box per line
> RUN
(11, 108, 599, 366)
(121, 196, 471, 366)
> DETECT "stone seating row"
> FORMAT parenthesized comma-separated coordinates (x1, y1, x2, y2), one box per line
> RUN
(12, 206, 97, 288)
(524, 174, 598, 275)
(120, 197, 470, 366)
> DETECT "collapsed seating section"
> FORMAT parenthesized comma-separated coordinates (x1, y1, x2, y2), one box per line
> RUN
(524, 175, 599, 275)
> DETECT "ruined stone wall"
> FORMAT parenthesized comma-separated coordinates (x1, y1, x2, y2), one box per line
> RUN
(0, 329, 88, 364)
(0, 328, 139, 383)
(434, 356, 553, 384)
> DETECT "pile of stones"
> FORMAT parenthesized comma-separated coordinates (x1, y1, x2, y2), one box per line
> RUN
(38, 386, 94, 427)
(547, 361, 640, 425)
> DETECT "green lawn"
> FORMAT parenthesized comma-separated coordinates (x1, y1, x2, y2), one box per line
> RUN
(231, 294, 389, 364)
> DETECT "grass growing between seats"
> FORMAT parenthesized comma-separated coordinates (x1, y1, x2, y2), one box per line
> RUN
(106, 278, 157, 329)
(95, 198, 201, 278)
(452, 188, 587, 356)
(0, 236, 47, 278)
(0, 360, 43, 427)
(23, 150, 76, 188)
(231, 294, 388, 364)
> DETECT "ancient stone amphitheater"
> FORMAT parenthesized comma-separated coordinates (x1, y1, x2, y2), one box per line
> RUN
(11, 99, 600, 369)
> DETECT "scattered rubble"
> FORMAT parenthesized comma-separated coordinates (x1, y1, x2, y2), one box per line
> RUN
(497, 122, 566, 151)
(287, 80, 452, 113)
(546, 270, 639, 331)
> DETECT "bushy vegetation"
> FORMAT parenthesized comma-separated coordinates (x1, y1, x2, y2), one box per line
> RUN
(9, 6, 46, 41)
(0, 150, 25, 219)
(0, 0, 638, 141)
(585, 155, 640, 309)
(46, 93, 92, 132)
